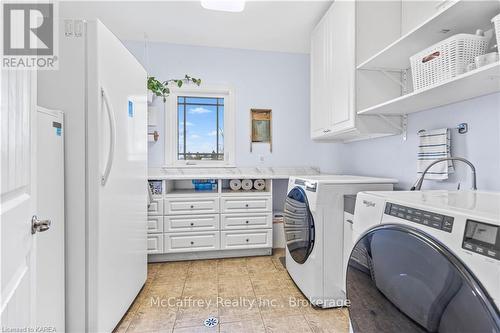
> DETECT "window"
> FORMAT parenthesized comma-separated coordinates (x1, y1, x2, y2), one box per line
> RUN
(165, 87, 234, 167)
(177, 96, 224, 161)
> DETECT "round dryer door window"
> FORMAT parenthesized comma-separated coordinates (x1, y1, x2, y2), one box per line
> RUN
(346, 224, 500, 333)
(284, 186, 315, 264)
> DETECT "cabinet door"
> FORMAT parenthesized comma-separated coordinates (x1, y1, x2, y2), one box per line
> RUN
(401, 1, 452, 35)
(310, 12, 332, 138)
(329, 0, 356, 133)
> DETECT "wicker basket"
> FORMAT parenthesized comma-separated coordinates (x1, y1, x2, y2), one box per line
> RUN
(493, 13, 500, 51)
(410, 33, 489, 91)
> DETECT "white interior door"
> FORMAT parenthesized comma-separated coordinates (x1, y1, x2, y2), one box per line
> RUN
(1, 70, 38, 327)
(35, 107, 65, 331)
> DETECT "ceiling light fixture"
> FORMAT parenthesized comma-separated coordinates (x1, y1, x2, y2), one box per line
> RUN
(201, 0, 246, 12)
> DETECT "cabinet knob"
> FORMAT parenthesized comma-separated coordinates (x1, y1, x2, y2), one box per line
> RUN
(245, 204, 249, 208)
(246, 239, 249, 242)
(190, 205, 194, 209)
(190, 222, 194, 226)
(190, 241, 194, 245)
(245, 220, 249, 224)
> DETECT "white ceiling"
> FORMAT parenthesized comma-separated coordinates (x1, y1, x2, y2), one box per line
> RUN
(60, 1, 332, 54)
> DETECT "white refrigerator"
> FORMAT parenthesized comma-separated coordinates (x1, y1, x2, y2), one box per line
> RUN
(38, 19, 148, 332)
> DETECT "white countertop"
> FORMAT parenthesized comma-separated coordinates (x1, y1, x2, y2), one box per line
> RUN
(148, 167, 322, 180)
(291, 174, 399, 184)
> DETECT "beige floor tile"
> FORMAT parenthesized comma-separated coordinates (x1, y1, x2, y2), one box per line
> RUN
(172, 325, 219, 333)
(218, 276, 255, 297)
(183, 278, 218, 298)
(126, 307, 177, 333)
(148, 280, 185, 298)
(246, 257, 277, 274)
(304, 308, 349, 333)
(257, 294, 303, 320)
(263, 314, 313, 333)
(174, 297, 218, 328)
(219, 319, 266, 333)
(218, 297, 261, 323)
(250, 276, 287, 296)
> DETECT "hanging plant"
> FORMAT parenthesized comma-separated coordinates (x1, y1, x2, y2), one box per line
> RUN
(147, 75, 202, 102)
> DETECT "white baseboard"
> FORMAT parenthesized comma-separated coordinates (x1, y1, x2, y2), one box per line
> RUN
(148, 248, 272, 262)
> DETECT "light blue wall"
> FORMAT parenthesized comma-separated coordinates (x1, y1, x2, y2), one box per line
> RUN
(124, 41, 339, 170)
(336, 93, 500, 191)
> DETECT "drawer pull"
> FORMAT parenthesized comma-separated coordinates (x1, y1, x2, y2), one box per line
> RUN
(245, 220, 249, 224)
(246, 239, 249, 242)
(190, 241, 194, 245)
(190, 205, 194, 209)
(245, 204, 249, 208)
(190, 222, 194, 226)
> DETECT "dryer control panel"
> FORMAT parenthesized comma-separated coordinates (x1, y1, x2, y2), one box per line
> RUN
(385, 202, 454, 233)
(463, 220, 499, 261)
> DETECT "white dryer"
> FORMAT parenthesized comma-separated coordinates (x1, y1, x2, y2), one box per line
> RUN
(284, 175, 396, 308)
(347, 190, 500, 333)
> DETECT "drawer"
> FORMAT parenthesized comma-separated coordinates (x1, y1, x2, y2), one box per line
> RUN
(164, 197, 219, 215)
(147, 215, 164, 233)
(164, 232, 220, 253)
(165, 214, 219, 232)
(148, 198, 164, 216)
(221, 196, 272, 213)
(221, 229, 272, 249)
(221, 213, 272, 230)
(147, 234, 164, 254)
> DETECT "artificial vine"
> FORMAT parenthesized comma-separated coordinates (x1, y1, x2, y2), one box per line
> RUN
(147, 75, 202, 102)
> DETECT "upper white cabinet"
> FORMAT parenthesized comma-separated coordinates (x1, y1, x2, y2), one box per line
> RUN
(401, 0, 451, 35)
(310, 1, 401, 142)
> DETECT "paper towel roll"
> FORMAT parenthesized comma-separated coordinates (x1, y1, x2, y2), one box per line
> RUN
(241, 179, 253, 191)
(253, 179, 266, 191)
(229, 179, 242, 191)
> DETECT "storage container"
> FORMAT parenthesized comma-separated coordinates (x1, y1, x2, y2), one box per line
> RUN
(410, 33, 489, 91)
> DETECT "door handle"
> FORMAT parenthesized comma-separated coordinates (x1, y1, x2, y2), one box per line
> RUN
(100, 87, 116, 186)
(32, 215, 51, 234)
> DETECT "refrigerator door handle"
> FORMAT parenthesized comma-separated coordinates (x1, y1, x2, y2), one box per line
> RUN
(100, 87, 116, 186)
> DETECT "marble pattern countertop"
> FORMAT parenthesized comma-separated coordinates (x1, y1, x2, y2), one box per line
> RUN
(148, 167, 322, 180)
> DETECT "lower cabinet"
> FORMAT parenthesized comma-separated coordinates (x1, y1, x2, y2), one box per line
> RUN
(147, 234, 164, 254)
(147, 181, 273, 257)
(221, 229, 273, 250)
(164, 231, 220, 253)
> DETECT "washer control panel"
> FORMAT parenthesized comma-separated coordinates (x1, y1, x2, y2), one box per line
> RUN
(462, 220, 499, 261)
(385, 202, 454, 233)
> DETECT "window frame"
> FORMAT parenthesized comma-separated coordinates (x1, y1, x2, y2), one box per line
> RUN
(164, 86, 235, 167)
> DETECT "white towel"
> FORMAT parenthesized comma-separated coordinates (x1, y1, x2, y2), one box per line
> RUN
(417, 128, 454, 180)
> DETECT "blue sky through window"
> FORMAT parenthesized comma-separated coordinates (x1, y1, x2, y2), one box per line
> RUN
(178, 97, 224, 160)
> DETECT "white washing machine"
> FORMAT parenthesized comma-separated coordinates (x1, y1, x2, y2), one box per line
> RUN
(284, 175, 397, 308)
(347, 190, 500, 333)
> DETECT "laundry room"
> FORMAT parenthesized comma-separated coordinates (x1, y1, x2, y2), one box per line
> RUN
(1, 1, 500, 333)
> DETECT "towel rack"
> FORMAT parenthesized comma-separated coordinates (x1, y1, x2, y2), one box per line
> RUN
(418, 123, 468, 135)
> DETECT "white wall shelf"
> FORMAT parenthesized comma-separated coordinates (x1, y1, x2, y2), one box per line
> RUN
(358, 62, 500, 115)
(357, 1, 500, 70)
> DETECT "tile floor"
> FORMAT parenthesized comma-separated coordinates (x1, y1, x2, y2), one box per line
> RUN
(114, 249, 349, 333)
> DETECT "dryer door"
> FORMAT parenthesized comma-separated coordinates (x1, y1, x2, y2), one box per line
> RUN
(346, 224, 500, 333)
(284, 186, 315, 264)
